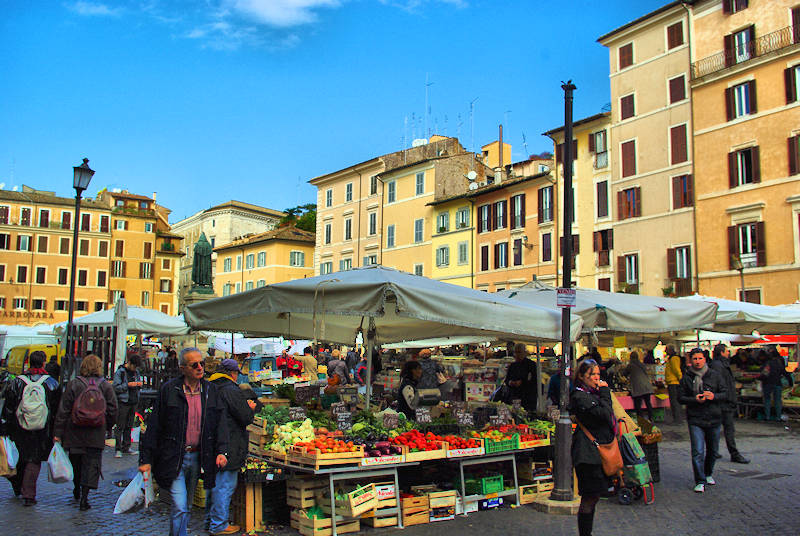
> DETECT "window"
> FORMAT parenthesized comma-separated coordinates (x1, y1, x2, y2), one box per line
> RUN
(14, 298, 27, 310)
(115, 220, 125, 231)
(725, 26, 754, 66)
(35, 267, 46, 284)
(560, 235, 580, 260)
(370, 175, 378, 195)
(37, 235, 48, 253)
(596, 181, 609, 218)
(345, 182, 353, 202)
(672, 175, 694, 209)
(236, 255, 242, 271)
(115, 240, 124, 257)
(223, 257, 232, 272)
(290, 251, 305, 266)
(479, 204, 491, 232)
(436, 246, 450, 267)
(480, 245, 489, 271)
(94, 302, 104, 312)
(728, 146, 760, 187)
(368, 212, 377, 236)
(32, 299, 46, 311)
(110, 290, 124, 305)
(0, 265, 4, 281)
(739, 289, 761, 303)
(245, 281, 254, 291)
(415, 172, 425, 195)
(387, 181, 396, 203)
(212, 219, 216, 227)
(669, 75, 686, 104)
(115, 199, 125, 207)
(0, 234, 9, 250)
(58, 268, 68, 285)
(414, 264, 423, 276)
(437, 212, 449, 233)
(789, 135, 800, 176)
(542, 233, 552, 262)
(618, 43, 633, 69)
(0, 206, 7, 224)
(97, 270, 106, 287)
(458, 241, 469, 265)
(511, 194, 525, 229)
(325, 189, 333, 207)
(257, 251, 266, 267)
(722, 0, 748, 15)
(555, 140, 577, 163)
(81, 213, 90, 232)
(162, 258, 171, 270)
(618, 187, 641, 220)
(257, 279, 266, 288)
(246, 253, 254, 269)
(538, 186, 553, 223)
(160, 279, 172, 293)
(324, 223, 332, 244)
(619, 253, 639, 290)
(785, 64, 800, 104)
(670, 124, 688, 164)
(363, 254, 377, 266)
(598, 278, 611, 291)
(57, 237, 68, 255)
(726, 81, 756, 121)
(667, 245, 692, 286)
(141, 291, 150, 306)
(39, 209, 49, 228)
(17, 235, 31, 252)
(98, 241, 108, 257)
(16, 265, 27, 283)
(222, 284, 231, 297)
(55, 300, 67, 311)
(386, 224, 395, 248)
(80, 239, 89, 256)
(621, 140, 636, 177)
(112, 260, 126, 277)
(339, 258, 352, 271)
(140, 262, 152, 279)
(100, 215, 109, 233)
(20, 208, 31, 226)
(75, 269, 86, 286)
(728, 221, 765, 268)
(513, 238, 523, 266)
(494, 242, 508, 269)
(320, 262, 333, 275)
(144, 222, 153, 233)
(589, 130, 608, 168)
(61, 211, 71, 230)
(344, 218, 352, 241)
(620, 94, 635, 120)
(414, 219, 423, 243)
(456, 207, 470, 229)
(144, 242, 152, 259)
(593, 229, 613, 266)
(667, 21, 684, 49)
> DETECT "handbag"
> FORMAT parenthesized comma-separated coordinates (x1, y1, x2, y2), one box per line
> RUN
(577, 420, 623, 477)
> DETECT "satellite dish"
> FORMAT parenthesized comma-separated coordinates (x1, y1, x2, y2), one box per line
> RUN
(12, 186, 18, 191)
(468, 182, 479, 190)
(466, 170, 478, 181)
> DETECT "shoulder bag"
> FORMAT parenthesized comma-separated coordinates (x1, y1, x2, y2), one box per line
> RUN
(577, 420, 623, 477)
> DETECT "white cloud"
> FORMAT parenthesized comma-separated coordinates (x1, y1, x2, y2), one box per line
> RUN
(379, 0, 467, 12)
(226, 0, 342, 28)
(67, 1, 123, 16)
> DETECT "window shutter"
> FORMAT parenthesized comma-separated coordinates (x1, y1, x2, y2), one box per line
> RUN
(725, 87, 735, 121)
(481, 246, 489, 271)
(685, 248, 692, 282)
(786, 68, 797, 104)
(789, 136, 799, 176)
(747, 26, 755, 53)
(634, 187, 642, 217)
(491, 203, 497, 231)
(16, 235, 21, 250)
(755, 221, 766, 267)
(572, 139, 578, 159)
(617, 256, 626, 284)
(751, 146, 761, 183)
(622, 140, 636, 177)
(608, 229, 614, 250)
(670, 76, 685, 104)
(122, 261, 127, 278)
(520, 194, 526, 226)
(728, 151, 737, 188)
(537, 189, 544, 223)
(724, 33, 734, 67)
(748, 80, 757, 113)
(671, 125, 687, 164)
(559, 236, 564, 256)
(556, 144, 563, 163)
(667, 248, 677, 279)
(494, 243, 500, 269)
(588, 133, 595, 153)
(672, 176, 681, 209)
(593, 231, 600, 252)
(722, 0, 731, 14)
(501, 201, 507, 228)
(686, 175, 694, 206)
(727, 226, 738, 269)
(617, 190, 626, 220)
(573, 235, 580, 255)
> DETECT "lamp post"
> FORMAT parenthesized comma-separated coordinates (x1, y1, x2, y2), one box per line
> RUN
(66, 158, 95, 371)
(731, 255, 745, 301)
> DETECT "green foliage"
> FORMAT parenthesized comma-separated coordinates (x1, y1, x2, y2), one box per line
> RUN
(280, 203, 316, 232)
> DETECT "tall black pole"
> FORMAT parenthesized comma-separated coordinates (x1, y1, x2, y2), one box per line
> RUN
(551, 80, 576, 502)
(66, 189, 83, 376)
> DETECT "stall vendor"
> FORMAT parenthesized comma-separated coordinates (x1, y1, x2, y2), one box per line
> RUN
(287, 354, 303, 377)
(505, 343, 538, 411)
(397, 361, 423, 419)
(326, 350, 350, 385)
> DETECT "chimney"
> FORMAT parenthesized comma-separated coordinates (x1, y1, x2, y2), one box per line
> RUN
(494, 167, 503, 184)
(153, 191, 157, 203)
(498, 124, 503, 169)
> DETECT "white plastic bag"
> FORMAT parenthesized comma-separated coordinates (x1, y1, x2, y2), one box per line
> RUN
(1, 436, 19, 469)
(142, 470, 155, 507)
(47, 442, 74, 484)
(114, 472, 144, 514)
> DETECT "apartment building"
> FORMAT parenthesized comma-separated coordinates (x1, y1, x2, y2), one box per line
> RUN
(428, 193, 475, 288)
(691, 0, 800, 303)
(599, 2, 696, 297)
(214, 226, 315, 295)
(545, 112, 615, 291)
(0, 186, 112, 325)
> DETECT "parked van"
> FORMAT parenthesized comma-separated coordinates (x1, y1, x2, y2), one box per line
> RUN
(0, 344, 64, 375)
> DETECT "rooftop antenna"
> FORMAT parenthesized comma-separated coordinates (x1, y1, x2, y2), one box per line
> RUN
(522, 132, 529, 158)
(411, 112, 416, 142)
(443, 114, 448, 137)
(470, 97, 478, 170)
(425, 73, 434, 139)
(456, 114, 463, 145)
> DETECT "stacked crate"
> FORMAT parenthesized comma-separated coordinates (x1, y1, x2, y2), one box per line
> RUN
(287, 477, 326, 530)
(361, 482, 398, 528)
(401, 494, 429, 526)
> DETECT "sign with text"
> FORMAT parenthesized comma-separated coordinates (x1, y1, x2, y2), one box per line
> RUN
(336, 411, 352, 431)
(489, 415, 505, 427)
(556, 287, 576, 308)
(512, 399, 522, 412)
(339, 387, 359, 405)
(415, 407, 432, 424)
(383, 412, 399, 430)
(331, 402, 348, 415)
(456, 411, 474, 427)
(497, 407, 513, 422)
(294, 385, 319, 404)
(288, 407, 307, 421)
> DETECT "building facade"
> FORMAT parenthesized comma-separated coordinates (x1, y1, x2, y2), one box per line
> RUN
(428, 194, 475, 288)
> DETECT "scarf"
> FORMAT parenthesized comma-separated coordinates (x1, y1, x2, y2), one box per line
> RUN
(686, 365, 708, 395)
(26, 368, 48, 376)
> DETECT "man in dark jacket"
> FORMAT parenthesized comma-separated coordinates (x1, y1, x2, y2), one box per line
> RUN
(112, 352, 143, 457)
(1, 350, 60, 506)
(760, 347, 793, 421)
(138, 348, 229, 536)
(345, 347, 360, 376)
(709, 344, 749, 463)
(678, 348, 727, 493)
(206, 359, 260, 535)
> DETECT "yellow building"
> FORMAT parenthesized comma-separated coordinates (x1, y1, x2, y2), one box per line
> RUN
(213, 226, 315, 295)
(427, 194, 474, 287)
(691, 0, 800, 303)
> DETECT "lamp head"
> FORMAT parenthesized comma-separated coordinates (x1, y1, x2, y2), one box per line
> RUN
(73, 158, 95, 193)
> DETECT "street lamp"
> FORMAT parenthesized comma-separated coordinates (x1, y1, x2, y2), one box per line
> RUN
(66, 158, 95, 374)
(731, 254, 745, 302)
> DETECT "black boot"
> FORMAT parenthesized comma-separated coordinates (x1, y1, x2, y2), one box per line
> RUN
(79, 486, 91, 511)
(578, 512, 594, 536)
(73, 486, 80, 501)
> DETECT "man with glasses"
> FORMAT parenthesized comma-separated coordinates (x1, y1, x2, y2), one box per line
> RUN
(139, 348, 229, 536)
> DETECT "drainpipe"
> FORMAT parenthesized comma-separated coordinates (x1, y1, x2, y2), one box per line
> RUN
(469, 198, 476, 289)
(356, 171, 363, 266)
(682, 1, 700, 294)
(546, 134, 561, 282)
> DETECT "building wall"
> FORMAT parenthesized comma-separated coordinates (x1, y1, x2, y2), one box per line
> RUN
(429, 198, 474, 287)
(215, 240, 315, 295)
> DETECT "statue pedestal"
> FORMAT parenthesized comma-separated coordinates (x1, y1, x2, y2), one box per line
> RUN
(184, 286, 217, 308)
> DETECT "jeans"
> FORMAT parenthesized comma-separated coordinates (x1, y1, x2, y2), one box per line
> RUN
(169, 451, 200, 536)
(763, 384, 782, 420)
(206, 469, 238, 533)
(667, 384, 682, 423)
(688, 424, 721, 484)
(115, 403, 137, 452)
(720, 408, 740, 457)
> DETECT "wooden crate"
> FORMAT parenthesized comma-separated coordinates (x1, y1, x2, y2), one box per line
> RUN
(362, 514, 398, 527)
(288, 475, 326, 508)
(401, 441, 448, 462)
(230, 482, 264, 532)
(287, 488, 317, 509)
(288, 445, 364, 470)
(259, 397, 291, 408)
(402, 510, 429, 526)
(401, 495, 429, 512)
(290, 509, 304, 530)
(428, 490, 457, 509)
(298, 515, 360, 536)
(318, 483, 378, 518)
(518, 480, 554, 504)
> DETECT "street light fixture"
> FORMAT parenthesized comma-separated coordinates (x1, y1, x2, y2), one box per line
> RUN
(731, 254, 745, 302)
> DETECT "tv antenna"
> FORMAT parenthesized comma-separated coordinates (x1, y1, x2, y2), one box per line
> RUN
(425, 73, 434, 138)
(522, 132, 529, 157)
(470, 97, 478, 169)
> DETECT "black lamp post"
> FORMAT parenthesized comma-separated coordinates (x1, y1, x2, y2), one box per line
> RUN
(731, 255, 745, 301)
(66, 158, 95, 363)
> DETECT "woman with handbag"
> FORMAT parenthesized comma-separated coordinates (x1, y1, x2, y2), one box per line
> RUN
(570, 359, 618, 536)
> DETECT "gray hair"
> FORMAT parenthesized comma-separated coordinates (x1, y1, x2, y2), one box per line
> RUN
(514, 342, 527, 355)
(179, 347, 202, 366)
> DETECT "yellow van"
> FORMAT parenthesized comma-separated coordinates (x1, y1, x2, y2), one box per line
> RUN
(0, 344, 64, 375)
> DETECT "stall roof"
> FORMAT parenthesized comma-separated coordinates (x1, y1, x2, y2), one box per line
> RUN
(681, 294, 800, 335)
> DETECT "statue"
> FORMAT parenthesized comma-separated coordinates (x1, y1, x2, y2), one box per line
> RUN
(191, 232, 213, 289)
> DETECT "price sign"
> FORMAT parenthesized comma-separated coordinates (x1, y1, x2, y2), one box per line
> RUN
(456, 411, 474, 427)
(556, 287, 576, 308)
(336, 412, 352, 431)
(383, 412, 399, 430)
(294, 385, 319, 404)
(451, 401, 465, 412)
(415, 407, 432, 424)
(497, 407, 513, 422)
(547, 406, 560, 422)
(288, 407, 307, 420)
(512, 399, 522, 412)
(489, 415, 505, 427)
(339, 387, 358, 405)
(331, 402, 348, 415)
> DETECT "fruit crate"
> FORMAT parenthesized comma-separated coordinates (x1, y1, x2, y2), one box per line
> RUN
(518, 431, 550, 449)
(483, 434, 520, 454)
(298, 514, 360, 536)
(464, 475, 504, 496)
(318, 483, 378, 518)
(288, 444, 364, 469)
(401, 441, 448, 462)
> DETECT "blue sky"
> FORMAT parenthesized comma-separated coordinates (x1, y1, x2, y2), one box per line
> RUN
(1, 0, 666, 222)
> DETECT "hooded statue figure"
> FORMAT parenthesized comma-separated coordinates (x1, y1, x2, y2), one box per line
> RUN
(191, 232, 213, 288)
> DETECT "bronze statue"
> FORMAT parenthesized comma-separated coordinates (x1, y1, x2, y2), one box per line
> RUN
(191, 232, 213, 289)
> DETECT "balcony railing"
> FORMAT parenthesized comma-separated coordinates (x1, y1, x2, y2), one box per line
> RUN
(594, 151, 609, 169)
(692, 25, 800, 79)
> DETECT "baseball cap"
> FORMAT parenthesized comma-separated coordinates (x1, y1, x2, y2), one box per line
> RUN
(221, 359, 241, 372)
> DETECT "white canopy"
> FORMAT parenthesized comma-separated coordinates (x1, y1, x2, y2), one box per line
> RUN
(184, 265, 583, 344)
(681, 294, 800, 335)
(212, 335, 285, 355)
(382, 336, 494, 350)
(70, 304, 191, 335)
(497, 281, 718, 335)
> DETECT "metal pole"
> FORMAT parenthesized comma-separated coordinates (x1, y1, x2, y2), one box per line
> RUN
(364, 318, 376, 410)
(551, 80, 576, 502)
(66, 189, 83, 379)
(738, 268, 745, 301)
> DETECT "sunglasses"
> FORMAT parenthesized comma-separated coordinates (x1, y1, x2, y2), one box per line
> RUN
(187, 361, 204, 370)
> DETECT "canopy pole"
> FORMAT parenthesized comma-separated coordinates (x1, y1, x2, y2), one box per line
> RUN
(231, 331, 234, 356)
(536, 340, 544, 415)
(796, 325, 799, 364)
(364, 318, 376, 411)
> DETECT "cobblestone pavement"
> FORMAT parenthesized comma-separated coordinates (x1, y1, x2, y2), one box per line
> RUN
(2, 420, 797, 536)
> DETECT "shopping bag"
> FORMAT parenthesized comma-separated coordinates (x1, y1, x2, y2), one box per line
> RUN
(114, 472, 145, 514)
(619, 432, 646, 465)
(623, 461, 653, 486)
(142, 470, 155, 508)
(47, 442, 74, 484)
(0, 437, 16, 477)
(1, 436, 19, 469)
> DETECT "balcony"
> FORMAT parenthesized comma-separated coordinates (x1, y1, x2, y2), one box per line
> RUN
(692, 25, 800, 80)
(112, 206, 156, 218)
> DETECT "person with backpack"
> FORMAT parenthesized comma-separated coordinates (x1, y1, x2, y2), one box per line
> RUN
(53, 354, 118, 511)
(0, 350, 60, 506)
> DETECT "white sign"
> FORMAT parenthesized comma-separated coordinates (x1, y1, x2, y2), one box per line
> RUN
(556, 288, 576, 308)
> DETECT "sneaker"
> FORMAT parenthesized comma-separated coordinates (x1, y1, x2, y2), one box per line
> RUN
(114, 451, 123, 458)
(212, 524, 241, 535)
(731, 454, 750, 464)
(706, 476, 716, 485)
(126, 449, 139, 455)
(693, 483, 705, 493)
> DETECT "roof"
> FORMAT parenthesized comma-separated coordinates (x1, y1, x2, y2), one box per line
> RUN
(542, 112, 611, 136)
(0, 189, 109, 210)
(467, 171, 552, 198)
(157, 230, 183, 239)
(308, 156, 383, 185)
(107, 191, 154, 202)
(204, 200, 285, 218)
(213, 226, 315, 252)
(597, 1, 688, 43)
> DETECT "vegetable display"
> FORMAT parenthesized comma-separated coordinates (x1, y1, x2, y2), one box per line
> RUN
(390, 430, 445, 452)
(268, 419, 315, 454)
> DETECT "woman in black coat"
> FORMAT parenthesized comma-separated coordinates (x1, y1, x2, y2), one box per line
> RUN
(569, 359, 615, 536)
